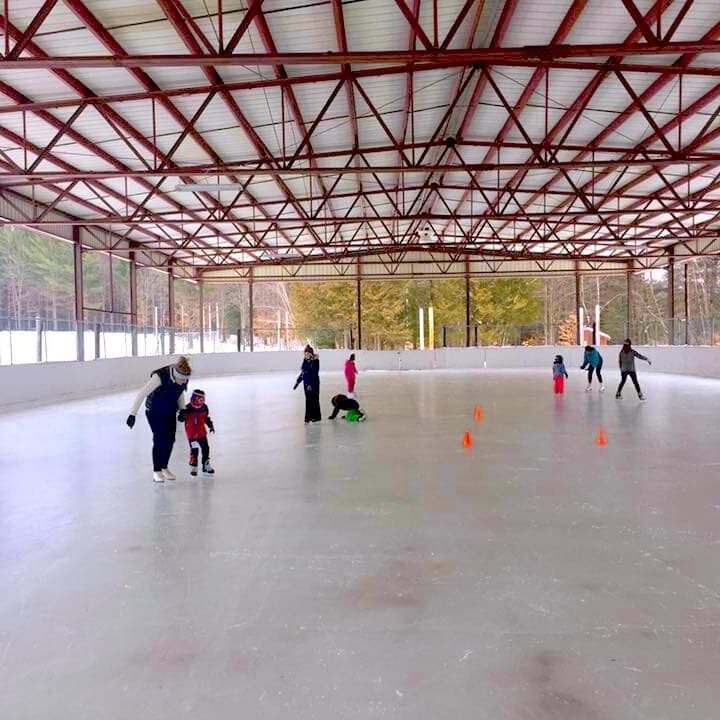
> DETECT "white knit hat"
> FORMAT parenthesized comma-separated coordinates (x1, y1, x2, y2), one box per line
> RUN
(171, 365, 191, 383)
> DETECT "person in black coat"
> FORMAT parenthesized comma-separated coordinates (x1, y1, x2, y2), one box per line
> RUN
(126, 356, 191, 483)
(293, 345, 321, 423)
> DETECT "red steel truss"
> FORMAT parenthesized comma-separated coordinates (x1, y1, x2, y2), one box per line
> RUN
(0, 0, 719, 279)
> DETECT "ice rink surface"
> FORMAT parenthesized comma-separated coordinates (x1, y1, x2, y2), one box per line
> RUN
(2, 368, 719, 719)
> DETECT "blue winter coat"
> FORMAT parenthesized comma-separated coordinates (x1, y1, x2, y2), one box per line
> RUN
(581, 348, 602, 369)
(553, 361, 568, 378)
(296, 357, 320, 391)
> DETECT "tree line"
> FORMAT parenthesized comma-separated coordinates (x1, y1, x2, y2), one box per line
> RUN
(2, 226, 720, 346)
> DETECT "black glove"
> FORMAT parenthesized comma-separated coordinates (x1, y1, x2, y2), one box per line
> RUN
(293, 382, 299, 390)
(206, 420, 215, 433)
(126, 414, 135, 429)
(177, 409, 187, 422)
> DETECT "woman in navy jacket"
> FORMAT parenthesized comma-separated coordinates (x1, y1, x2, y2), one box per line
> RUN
(127, 356, 191, 482)
(294, 345, 321, 423)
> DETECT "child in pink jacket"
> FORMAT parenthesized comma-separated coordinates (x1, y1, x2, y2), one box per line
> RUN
(344, 353, 358, 397)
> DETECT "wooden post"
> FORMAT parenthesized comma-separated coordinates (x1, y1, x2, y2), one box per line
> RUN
(73, 229, 84, 361)
(684, 262, 689, 345)
(356, 258, 362, 350)
(198, 279, 205, 353)
(465, 257, 471, 347)
(35, 316, 43, 362)
(667, 249, 675, 345)
(129, 246, 138, 356)
(626, 269, 632, 339)
(248, 271, 254, 352)
(575, 263, 582, 345)
(167, 263, 175, 355)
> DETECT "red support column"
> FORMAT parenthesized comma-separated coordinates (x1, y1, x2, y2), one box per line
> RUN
(667, 248, 675, 345)
(72, 227, 84, 362)
(198, 279, 205, 353)
(356, 258, 362, 350)
(248, 272, 255, 353)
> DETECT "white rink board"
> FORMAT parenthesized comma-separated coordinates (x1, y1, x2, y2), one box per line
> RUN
(1, 345, 719, 409)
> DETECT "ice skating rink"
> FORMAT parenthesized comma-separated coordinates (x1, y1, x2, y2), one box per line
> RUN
(2, 369, 719, 720)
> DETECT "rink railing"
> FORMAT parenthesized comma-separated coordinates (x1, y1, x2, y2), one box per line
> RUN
(4, 344, 720, 410)
(2, 315, 719, 366)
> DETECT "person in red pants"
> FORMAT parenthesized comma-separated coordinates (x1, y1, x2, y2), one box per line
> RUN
(552, 354, 569, 394)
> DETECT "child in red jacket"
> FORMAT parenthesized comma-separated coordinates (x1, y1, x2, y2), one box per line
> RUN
(178, 389, 215, 476)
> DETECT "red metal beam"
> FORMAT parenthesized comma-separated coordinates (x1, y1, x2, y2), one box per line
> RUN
(410, 0, 519, 238)
(194, 239, 717, 273)
(154, 0, 327, 260)
(2, 56, 720, 118)
(620, 0, 657, 43)
(249, 5, 343, 236)
(330, 0, 360, 150)
(4, 41, 720, 67)
(79, 231, 720, 260)
(392, 0, 435, 51)
(516, 45, 720, 245)
(7, 206, 716, 230)
(26, 102, 87, 172)
(0, 0, 717, 273)
(58, 0, 287, 259)
(472, 1, 707, 244)
(441, 0, 481, 50)
(0, 17, 250, 260)
(662, 0, 694, 42)
(456, 0, 591, 216)
(6, 0, 59, 59)
(223, 0, 265, 54)
(7, 179, 690, 215)
(2, 154, 718, 182)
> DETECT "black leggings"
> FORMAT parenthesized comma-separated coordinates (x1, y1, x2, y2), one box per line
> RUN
(587, 364, 603, 384)
(188, 437, 210, 465)
(617, 371, 642, 396)
(146, 411, 176, 471)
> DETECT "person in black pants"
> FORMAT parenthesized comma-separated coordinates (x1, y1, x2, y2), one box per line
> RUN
(126, 356, 191, 482)
(294, 345, 321, 423)
(616, 339, 651, 401)
(580, 345, 604, 392)
(328, 394, 366, 421)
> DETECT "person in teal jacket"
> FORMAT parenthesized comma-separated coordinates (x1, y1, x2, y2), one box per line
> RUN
(580, 345, 604, 392)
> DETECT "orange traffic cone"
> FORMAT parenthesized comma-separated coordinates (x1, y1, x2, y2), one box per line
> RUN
(462, 430, 473, 448)
(473, 405, 484, 422)
(595, 425, 608, 446)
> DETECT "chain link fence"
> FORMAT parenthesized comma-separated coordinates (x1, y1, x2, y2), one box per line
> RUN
(3, 315, 720, 366)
